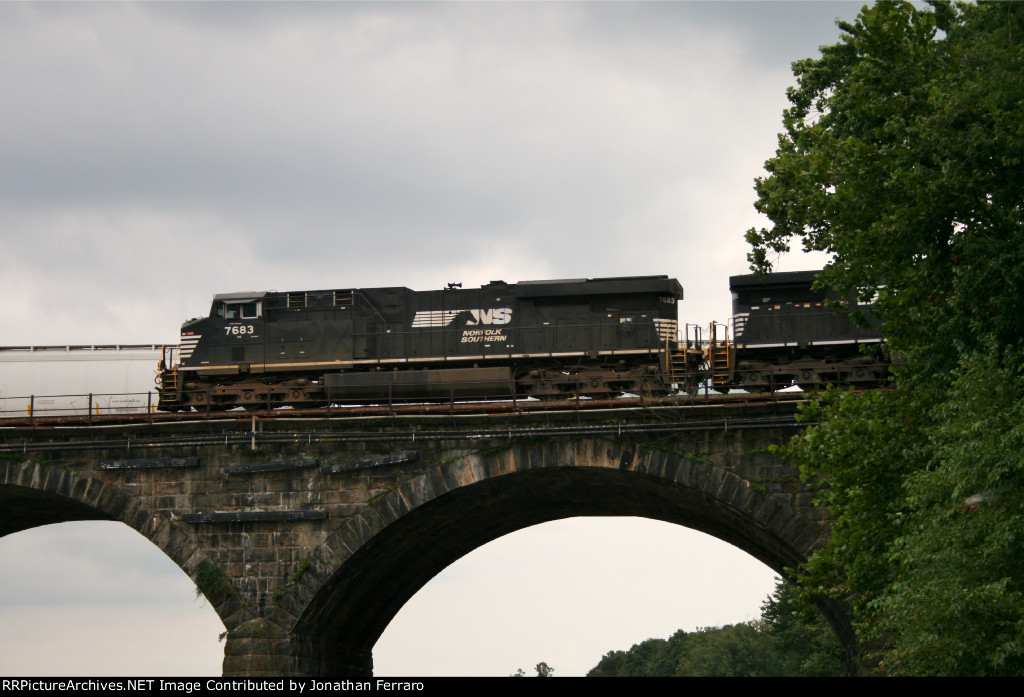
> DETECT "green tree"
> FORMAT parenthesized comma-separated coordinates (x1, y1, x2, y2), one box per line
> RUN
(618, 638, 667, 677)
(588, 637, 674, 677)
(585, 581, 845, 676)
(534, 661, 554, 678)
(673, 623, 782, 677)
(586, 650, 627, 677)
(746, 0, 1024, 675)
(760, 581, 848, 676)
(874, 354, 1024, 674)
(509, 662, 555, 677)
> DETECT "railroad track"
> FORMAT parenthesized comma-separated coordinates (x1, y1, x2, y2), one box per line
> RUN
(0, 389, 816, 430)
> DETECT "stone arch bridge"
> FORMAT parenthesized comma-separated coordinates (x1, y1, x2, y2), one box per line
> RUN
(0, 396, 845, 675)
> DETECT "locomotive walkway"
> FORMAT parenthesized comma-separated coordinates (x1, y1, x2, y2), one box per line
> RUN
(0, 394, 849, 675)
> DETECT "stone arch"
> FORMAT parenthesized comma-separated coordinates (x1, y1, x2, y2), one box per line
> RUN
(0, 459, 230, 618)
(279, 439, 837, 676)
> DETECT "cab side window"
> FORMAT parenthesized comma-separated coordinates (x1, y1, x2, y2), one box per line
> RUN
(239, 302, 259, 319)
(213, 300, 261, 320)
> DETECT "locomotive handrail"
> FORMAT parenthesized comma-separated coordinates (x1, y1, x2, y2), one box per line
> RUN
(0, 344, 166, 353)
(160, 344, 180, 369)
(0, 390, 160, 424)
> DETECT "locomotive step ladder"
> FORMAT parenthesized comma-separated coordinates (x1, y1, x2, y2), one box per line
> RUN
(707, 321, 732, 387)
(666, 324, 708, 385)
(158, 345, 181, 404)
(161, 368, 179, 393)
(669, 349, 693, 378)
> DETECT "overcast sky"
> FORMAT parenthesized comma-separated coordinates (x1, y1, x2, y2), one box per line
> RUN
(0, 0, 863, 677)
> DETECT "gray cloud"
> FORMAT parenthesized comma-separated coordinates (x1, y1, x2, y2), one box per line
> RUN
(2, 2, 863, 346)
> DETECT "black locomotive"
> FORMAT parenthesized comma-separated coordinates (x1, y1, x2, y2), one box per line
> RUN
(155, 270, 888, 411)
(156, 275, 694, 411)
(725, 270, 887, 393)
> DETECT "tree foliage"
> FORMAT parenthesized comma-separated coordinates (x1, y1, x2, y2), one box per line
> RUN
(748, 1, 1024, 379)
(509, 662, 556, 677)
(747, 1, 1024, 675)
(586, 581, 845, 677)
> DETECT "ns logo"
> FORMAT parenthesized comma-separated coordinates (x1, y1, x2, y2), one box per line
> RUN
(411, 307, 513, 328)
(465, 308, 512, 325)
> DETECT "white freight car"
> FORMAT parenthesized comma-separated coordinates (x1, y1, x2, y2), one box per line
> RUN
(0, 345, 167, 418)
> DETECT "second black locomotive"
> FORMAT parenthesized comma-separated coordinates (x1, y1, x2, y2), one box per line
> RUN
(725, 270, 887, 392)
